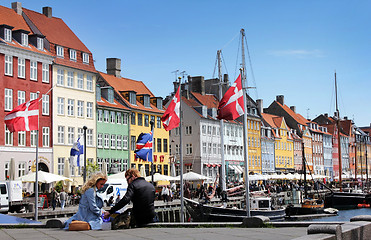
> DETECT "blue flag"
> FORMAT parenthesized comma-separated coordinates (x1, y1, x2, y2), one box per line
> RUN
(134, 131, 153, 162)
(70, 137, 84, 167)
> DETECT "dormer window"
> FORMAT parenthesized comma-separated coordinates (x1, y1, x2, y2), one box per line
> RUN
(56, 46, 64, 58)
(129, 92, 136, 105)
(37, 37, 43, 50)
(108, 88, 114, 103)
(4, 28, 12, 42)
(156, 98, 163, 109)
(21, 33, 28, 46)
(70, 49, 76, 61)
(143, 95, 150, 108)
(82, 53, 89, 64)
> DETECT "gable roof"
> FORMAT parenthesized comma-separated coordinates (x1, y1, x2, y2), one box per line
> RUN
(97, 97, 129, 111)
(275, 101, 309, 126)
(190, 92, 219, 109)
(0, 5, 30, 32)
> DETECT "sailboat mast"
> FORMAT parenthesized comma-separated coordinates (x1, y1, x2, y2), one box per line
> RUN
(335, 72, 342, 192)
(178, 76, 185, 222)
(301, 142, 307, 200)
(217, 50, 227, 191)
(240, 28, 251, 217)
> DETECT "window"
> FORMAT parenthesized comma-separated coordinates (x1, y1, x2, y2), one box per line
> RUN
(137, 114, 143, 126)
(143, 95, 150, 108)
(186, 144, 193, 155)
(144, 115, 149, 127)
(70, 49, 76, 61)
(97, 109, 103, 122)
(202, 142, 207, 154)
(18, 131, 26, 146)
(163, 139, 168, 152)
(77, 73, 83, 89)
(42, 63, 49, 83)
(82, 53, 89, 63)
(87, 102, 93, 118)
(97, 134, 103, 148)
(67, 99, 74, 116)
(86, 75, 93, 91)
(116, 112, 122, 124)
(56, 46, 64, 57)
(157, 138, 162, 152)
(42, 127, 49, 147)
(104, 134, 110, 148)
(30, 130, 37, 147)
(157, 116, 161, 128)
(4, 162, 9, 179)
(57, 97, 64, 115)
(123, 136, 128, 150)
(57, 69, 64, 85)
(30, 61, 37, 80)
(58, 126, 64, 144)
(18, 162, 26, 177)
(87, 129, 93, 146)
(42, 94, 49, 115)
(4, 28, 11, 42)
(129, 92, 136, 105)
(131, 136, 136, 151)
(131, 112, 136, 125)
(213, 143, 217, 155)
(110, 135, 116, 149)
(18, 91, 25, 106)
(68, 127, 75, 144)
(202, 125, 206, 134)
(21, 33, 28, 46)
(5, 55, 13, 76)
(208, 126, 211, 135)
(5, 126, 13, 146)
(104, 110, 109, 122)
(117, 135, 122, 149)
(110, 111, 115, 123)
(18, 58, 25, 78)
(77, 100, 84, 117)
(58, 158, 64, 175)
(37, 37, 43, 50)
(5, 88, 13, 111)
(67, 71, 74, 87)
(186, 126, 192, 135)
(123, 113, 128, 125)
(208, 143, 212, 154)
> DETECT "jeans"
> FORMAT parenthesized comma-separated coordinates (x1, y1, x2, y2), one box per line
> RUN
(61, 200, 65, 209)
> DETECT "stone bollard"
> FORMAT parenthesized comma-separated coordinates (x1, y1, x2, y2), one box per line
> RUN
(350, 215, 371, 222)
(45, 219, 64, 228)
(307, 224, 342, 240)
(241, 216, 270, 228)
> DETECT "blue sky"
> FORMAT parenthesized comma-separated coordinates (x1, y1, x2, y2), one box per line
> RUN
(4, 0, 371, 127)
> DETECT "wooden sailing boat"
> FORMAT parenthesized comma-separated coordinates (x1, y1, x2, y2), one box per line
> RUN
(324, 72, 371, 208)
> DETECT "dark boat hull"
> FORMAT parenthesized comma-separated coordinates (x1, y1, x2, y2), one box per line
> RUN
(285, 205, 324, 216)
(325, 192, 371, 209)
(184, 198, 286, 222)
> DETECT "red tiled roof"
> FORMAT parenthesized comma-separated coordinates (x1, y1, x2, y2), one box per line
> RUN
(276, 101, 308, 126)
(0, 5, 31, 31)
(99, 72, 164, 114)
(340, 120, 352, 136)
(22, 8, 90, 53)
(190, 92, 219, 109)
(261, 113, 281, 128)
(97, 97, 129, 111)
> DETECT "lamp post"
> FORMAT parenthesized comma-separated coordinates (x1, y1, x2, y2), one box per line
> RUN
(83, 126, 87, 183)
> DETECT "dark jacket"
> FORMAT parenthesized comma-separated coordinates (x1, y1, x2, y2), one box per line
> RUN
(109, 177, 155, 226)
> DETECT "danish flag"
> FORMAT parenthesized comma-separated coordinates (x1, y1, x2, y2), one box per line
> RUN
(161, 86, 180, 131)
(217, 74, 244, 120)
(5, 98, 40, 132)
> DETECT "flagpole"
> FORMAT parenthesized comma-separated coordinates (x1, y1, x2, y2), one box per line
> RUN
(240, 29, 250, 217)
(83, 126, 87, 183)
(179, 76, 184, 223)
(150, 120, 155, 185)
(34, 130, 39, 221)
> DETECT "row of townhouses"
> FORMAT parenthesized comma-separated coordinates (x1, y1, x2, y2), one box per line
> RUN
(1, 3, 370, 192)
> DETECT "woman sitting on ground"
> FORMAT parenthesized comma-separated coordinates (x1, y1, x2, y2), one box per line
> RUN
(64, 172, 108, 230)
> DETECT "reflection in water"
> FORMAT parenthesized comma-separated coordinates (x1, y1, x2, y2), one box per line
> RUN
(310, 208, 371, 222)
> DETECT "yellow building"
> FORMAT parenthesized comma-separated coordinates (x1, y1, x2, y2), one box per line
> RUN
(247, 118, 262, 174)
(98, 58, 169, 175)
(302, 128, 313, 172)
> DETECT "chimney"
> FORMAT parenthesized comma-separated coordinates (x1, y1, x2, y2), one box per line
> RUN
(324, 113, 328, 118)
(290, 106, 296, 113)
(344, 116, 348, 120)
(276, 95, 284, 105)
(256, 99, 263, 114)
(42, 6, 52, 18)
(106, 58, 121, 78)
(11, 2, 22, 15)
(190, 76, 205, 95)
(223, 74, 229, 83)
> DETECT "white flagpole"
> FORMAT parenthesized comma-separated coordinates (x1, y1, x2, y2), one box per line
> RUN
(179, 76, 184, 223)
(34, 131, 39, 220)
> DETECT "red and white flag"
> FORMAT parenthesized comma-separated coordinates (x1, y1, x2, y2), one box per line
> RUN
(217, 74, 244, 120)
(161, 86, 180, 131)
(4, 98, 40, 132)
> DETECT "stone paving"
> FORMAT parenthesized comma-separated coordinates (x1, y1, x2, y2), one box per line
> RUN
(0, 227, 307, 240)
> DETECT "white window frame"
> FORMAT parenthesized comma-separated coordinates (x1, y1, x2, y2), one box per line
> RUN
(87, 129, 93, 146)
(18, 131, 26, 146)
(68, 127, 75, 145)
(30, 60, 37, 80)
(77, 100, 84, 117)
(104, 134, 110, 149)
(110, 111, 115, 124)
(67, 99, 74, 116)
(37, 37, 43, 50)
(86, 102, 93, 118)
(42, 63, 49, 83)
(77, 73, 83, 89)
(30, 130, 37, 147)
(57, 69, 64, 85)
(82, 53, 89, 63)
(57, 97, 64, 115)
(18, 58, 25, 78)
(67, 71, 74, 87)
(56, 46, 64, 58)
(123, 136, 128, 150)
(86, 75, 93, 91)
(21, 33, 28, 46)
(123, 113, 128, 125)
(5, 55, 13, 76)
(111, 134, 116, 149)
(5, 126, 13, 146)
(5, 88, 13, 111)
(58, 126, 64, 144)
(18, 162, 26, 177)
(4, 28, 12, 42)
(42, 94, 49, 115)
(18, 90, 25, 106)
(58, 157, 64, 175)
(69, 49, 76, 61)
(42, 127, 50, 147)
(97, 134, 103, 148)
(104, 110, 109, 123)
(117, 135, 122, 149)
(97, 109, 103, 122)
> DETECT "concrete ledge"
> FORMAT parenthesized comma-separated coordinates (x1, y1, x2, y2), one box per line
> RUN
(307, 224, 342, 236)
(292, 233, 336, 240)
(350, 215, 371, 222)
(341, 221, 371, 240)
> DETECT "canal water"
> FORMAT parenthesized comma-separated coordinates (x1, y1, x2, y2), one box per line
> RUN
(309, 208, 371, 222)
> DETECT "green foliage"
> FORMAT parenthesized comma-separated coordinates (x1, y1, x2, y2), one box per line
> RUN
(55, 181, 63, 192)
(86, 162, 100, 178)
